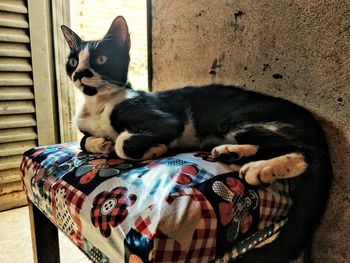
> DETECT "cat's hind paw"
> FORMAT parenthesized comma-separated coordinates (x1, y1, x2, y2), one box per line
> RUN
(239, 153, 308, 186)
(211, 144, 258, 163)
(239, 160, 276, 186)
(85, 137, 114, 154)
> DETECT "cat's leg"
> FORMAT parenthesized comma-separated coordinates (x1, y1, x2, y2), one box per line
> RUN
(233, 149, 332, 263)
(213, 126, 309, 185)
(213, 126, 300, 164)
(239, 152, 308, 186)
(212, 144, 307, 185)
(114, 131, 168, 160)
(222, 129, 332, 262)
(83, 136, 114, 154)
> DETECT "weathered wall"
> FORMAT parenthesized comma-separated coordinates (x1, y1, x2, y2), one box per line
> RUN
(151, 0, 350, 262)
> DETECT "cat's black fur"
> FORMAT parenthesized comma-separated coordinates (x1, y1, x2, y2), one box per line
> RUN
(62, 16, 333, 263)
(112, 85, 323, 160)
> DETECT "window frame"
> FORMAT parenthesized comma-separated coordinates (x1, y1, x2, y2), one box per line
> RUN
(51, 0, 77, 143)
(28, 0, 59, 145)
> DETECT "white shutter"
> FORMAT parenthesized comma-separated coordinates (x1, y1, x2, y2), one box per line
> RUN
(0, 0, 58, 211)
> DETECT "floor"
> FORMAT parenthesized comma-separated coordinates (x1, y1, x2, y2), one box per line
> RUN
(0, 206, 90, 263)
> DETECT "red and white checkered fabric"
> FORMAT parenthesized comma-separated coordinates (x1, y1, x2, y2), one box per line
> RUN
(258, 181, 291, 229)
(153, 188, 217, 262)
(52, 180, 87, 247)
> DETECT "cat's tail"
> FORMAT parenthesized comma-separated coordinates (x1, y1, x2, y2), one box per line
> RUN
(236, 148, 333, 263)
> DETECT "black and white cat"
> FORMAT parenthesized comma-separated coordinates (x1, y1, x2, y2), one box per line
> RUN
(62, 16, 332, 263)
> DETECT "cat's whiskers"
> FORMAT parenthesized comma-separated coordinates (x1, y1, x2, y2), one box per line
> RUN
(94, 40, 100, 49)
(102, 33, 114, 41)
(89, 35, 114, 50)
(105, 81, 125, 88)
(93, 40, 103, 50)
(82, 77, 102, 86)
(101, 76, 126, 87)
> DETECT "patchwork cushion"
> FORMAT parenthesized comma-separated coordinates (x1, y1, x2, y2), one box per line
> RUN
(20, 143, 291, 263)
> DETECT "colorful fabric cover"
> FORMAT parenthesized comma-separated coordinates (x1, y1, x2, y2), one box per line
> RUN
(20, 143, 292, 263)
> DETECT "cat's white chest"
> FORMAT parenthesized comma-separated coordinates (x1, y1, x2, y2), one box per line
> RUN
(75, 101, 118, 141)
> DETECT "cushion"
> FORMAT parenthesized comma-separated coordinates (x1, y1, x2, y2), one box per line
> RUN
(20, 143, 291, 263)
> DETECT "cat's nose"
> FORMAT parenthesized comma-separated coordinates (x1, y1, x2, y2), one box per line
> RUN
(73, 69, 93, 81)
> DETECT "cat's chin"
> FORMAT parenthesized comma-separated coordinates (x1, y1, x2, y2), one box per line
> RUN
(82, 85, 98, 96)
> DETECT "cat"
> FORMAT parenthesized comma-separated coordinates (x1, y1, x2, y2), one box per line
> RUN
(61, 16, 332, 263)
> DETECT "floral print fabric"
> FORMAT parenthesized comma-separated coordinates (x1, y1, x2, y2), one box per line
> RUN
(21, 143, 292, 263)
(91, 186, 137, 237)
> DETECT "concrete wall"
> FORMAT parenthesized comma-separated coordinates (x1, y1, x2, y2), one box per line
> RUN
(151, 0, 350, 262)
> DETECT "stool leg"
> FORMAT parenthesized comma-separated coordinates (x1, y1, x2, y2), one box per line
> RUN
(28, 200, 60, 263)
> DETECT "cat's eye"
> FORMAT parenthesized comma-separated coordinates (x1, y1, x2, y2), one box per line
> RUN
(69, 58, 78, 67)
(96, 55, 108, 65)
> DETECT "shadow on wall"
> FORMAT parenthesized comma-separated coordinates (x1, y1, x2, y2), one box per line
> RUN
(313, 119, 350, 263)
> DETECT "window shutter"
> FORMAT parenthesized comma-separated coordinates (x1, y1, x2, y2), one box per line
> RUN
(0, 0, 35, 211)
(0, 0, 58, 211)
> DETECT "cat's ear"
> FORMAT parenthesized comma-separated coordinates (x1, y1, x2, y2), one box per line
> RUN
(104, 16, 130, 50)
(61, 25, 81, 50)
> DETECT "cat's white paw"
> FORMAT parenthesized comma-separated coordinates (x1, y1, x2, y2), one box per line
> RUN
(85, 136, 114, 154)
(115, 131, 168, 160)
(239, 160, 276, 186)
(239, 153, 308, 186)
(141, 144, 168, 160)
(211, 144, 258, 161)
(115, 131, 133, 159)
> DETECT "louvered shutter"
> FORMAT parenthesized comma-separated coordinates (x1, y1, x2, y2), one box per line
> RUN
(0, 0, 35, 211)
(0, 0, 58, 211)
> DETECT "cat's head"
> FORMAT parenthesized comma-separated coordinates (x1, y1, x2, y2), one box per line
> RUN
(61, 16, 130, 96)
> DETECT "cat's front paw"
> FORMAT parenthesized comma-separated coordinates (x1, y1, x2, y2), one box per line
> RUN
(115, 131, 168, 160)
(211, 144, 258, 163)
(85, 136, 114, 154)
(141, 144, 168, 160)
(115, 142, 167, 161)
